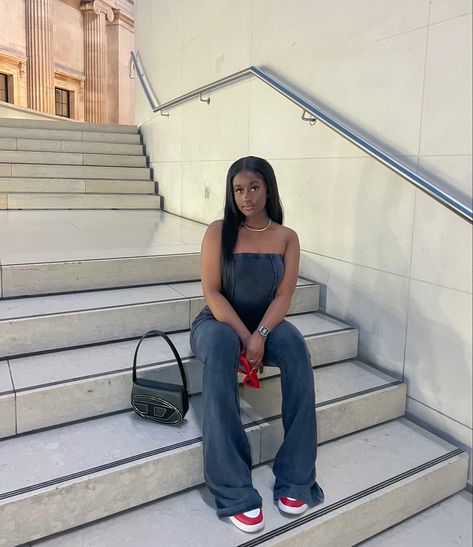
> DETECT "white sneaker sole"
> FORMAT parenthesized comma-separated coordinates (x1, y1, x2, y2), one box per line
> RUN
(278, 499, 309, 515)
(228, 516, 265, 533)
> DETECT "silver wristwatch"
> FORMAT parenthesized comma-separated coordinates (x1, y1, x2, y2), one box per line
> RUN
(257, 325, 270, 337)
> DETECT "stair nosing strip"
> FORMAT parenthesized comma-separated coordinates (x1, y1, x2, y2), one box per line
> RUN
(1, 252, 200, 267)
(1, 195, 160, 199)
(0, 279, 202, 301)
(5, 362, 371, 438)
(0, 385, 405, 502)
(0, 329, 192, 361)
(4, 323, 353, 363)
(237, 448, 465, 547)
(1, 151, 144, 158)
(7, 162, 149, 167)
(0, 284, 320, 321)
(248, 381, 403, 426)
(0, 435, 203, 502)
(0, 177, 151, 181)
(0, 295, 190, 322)
(14, 355, 194, 393)
(11, 149, 144, 155)
(0, 408, 134, 442)
(14, 342, 357, 393)
(0, 127, 138, 136)
(0, 278, 306, 299)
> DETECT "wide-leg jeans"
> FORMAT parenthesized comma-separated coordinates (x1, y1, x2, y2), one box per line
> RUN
(190, 318, 325, 518)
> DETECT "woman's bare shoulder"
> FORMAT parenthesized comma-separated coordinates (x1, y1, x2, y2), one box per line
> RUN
(272, 222, 298, 240)
(207, 219, 223, 233)
(277, 223, 296, 234)
(204, 219, 223, 243)
(207, 219, 224, 230)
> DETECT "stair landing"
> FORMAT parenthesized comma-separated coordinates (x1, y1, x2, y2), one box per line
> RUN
(0, 210, 205, 297)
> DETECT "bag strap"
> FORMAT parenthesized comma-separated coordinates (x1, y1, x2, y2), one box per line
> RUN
(132, 330, 188, 392)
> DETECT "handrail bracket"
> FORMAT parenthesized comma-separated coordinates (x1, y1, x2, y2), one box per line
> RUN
(302, 110, 317, 126)
(200, 93, 210, 105)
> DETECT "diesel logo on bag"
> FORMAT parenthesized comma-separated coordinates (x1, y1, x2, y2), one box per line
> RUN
(131, 329, 189, 425)
(131, 394, 183, 424)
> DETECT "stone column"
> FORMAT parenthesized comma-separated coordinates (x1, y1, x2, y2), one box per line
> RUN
(107, 9, 135, 124)
(81, 0, 114, 123)
(25, 0, 55, 114)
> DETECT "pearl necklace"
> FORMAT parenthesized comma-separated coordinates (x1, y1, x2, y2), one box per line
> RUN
(241, 218, 272, 232)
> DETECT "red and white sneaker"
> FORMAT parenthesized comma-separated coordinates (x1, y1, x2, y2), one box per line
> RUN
(278, 496, 309, 515)
(229, 507, 264, 533)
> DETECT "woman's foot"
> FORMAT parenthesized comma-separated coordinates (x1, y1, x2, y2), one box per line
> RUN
(229, 507, 264, 532)
(278, 497, 309, 515)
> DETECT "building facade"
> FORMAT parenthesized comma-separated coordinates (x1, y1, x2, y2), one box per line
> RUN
(0, 0, 134, 124)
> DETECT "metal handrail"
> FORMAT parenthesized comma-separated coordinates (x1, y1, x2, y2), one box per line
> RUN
(130, 51, 158, 111)
(130, 52, 472, 222)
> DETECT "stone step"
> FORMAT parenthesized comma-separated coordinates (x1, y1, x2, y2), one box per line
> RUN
(0, 137, 143, 155)
(0, 178, 155, 195)
(4, 313, 359, 435)
(0, 279, 319, 358)
(0, 150, 147, 167)
(359, 490, 472, 546)
(28, 420, 467, 547)
(1, 252, 200, 298)
(0, 363, 411, 546)
(0, 118, 137, 133)
(0, 127, 141, 144)
(0, 210, 206, 297)
(1, 193, 160, 210)
(3, 163, 150, 179)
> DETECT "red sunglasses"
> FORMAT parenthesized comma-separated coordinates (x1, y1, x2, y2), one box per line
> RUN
(238, 352, 261, 389)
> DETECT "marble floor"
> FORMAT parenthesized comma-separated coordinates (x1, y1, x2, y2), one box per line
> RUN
(0, 210, 207, 264)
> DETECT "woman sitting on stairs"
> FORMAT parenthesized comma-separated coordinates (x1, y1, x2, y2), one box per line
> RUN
(190, 156, 324, 533)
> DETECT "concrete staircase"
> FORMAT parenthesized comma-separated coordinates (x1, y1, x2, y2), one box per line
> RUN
(0, 134, 468, 544)
(0, 118, 160, 210)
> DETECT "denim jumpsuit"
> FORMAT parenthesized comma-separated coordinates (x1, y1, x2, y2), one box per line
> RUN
(189, 252, 324, 518)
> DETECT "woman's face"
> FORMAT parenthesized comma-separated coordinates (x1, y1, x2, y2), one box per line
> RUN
(232, 170, 268, 218)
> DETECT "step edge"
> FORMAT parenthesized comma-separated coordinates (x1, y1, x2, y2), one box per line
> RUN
(10, 330, 359, 394)
(238, 449, 468, 547)
(0, 388, 410, 503)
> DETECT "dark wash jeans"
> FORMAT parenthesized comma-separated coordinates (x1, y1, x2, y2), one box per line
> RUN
(190, 317, 325, 518)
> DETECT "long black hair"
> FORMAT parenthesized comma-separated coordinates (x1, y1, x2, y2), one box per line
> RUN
(221, 156, 284, 294)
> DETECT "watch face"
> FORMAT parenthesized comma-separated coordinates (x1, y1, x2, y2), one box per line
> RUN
(259, 326, 269, 336)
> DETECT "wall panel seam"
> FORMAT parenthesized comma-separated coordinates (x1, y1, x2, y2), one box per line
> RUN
(407, 394, 472, 429)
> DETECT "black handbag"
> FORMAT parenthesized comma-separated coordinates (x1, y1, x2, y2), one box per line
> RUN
(131, 329, 189, 425)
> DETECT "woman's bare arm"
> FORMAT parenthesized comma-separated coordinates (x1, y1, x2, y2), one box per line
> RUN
(200, 220, 251, 345)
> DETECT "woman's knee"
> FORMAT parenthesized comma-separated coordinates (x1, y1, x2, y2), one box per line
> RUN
(192, 320, 241, 365)
(265, 321, 312, 370)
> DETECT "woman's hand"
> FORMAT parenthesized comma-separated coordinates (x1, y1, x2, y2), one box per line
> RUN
(244, 332, 266, 374)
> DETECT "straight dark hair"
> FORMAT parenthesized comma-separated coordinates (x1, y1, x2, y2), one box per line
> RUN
(221, 156, 284, 295)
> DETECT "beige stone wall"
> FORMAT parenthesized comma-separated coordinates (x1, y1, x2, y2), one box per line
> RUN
(0, 0, 134, 124)
(118, 15, 134, 124)
(0, 0, 28, 107)
(0, 0, 27, 55)
(107, 8, 134, 124)
(52, 0, 84, 72)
